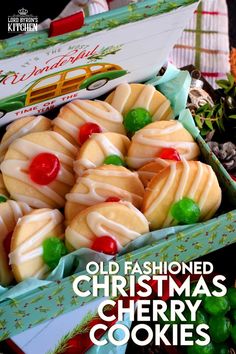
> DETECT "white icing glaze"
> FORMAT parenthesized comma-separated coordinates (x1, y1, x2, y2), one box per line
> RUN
(87, 211, 140, 243)
(1, 132, 76, 208)
(152, 100, 172, 121)
(92, 134, 123, 158)
(126, 156, 171, 169)
(131, 122, 199, 162)
(66, 177, 142, 206)
(198, 165, 214, 209)
(9, 209, 63, 266)
(1, 160, 66, 207)
(146, 163, 177, 216)
(66, 227, 93, 249)
(53, 117, 80, 140)
(110, 83, 173, 120)
(146, 162, 219, 227)
(74, 159, 96, 176)
(0, 201, 31, 237)
(188, 161, 203, 199)
(74, 133, 126, 176)
(10, 194, 49, 209)
(109, 83, 131, 112)
(85, 168, 138, 178)
(163, 159, 190, 227)
(55, 100, 123, 140)
(119, 200, 149, 225)
(0, 116, 45, 162)
(132, 85, 156, 110)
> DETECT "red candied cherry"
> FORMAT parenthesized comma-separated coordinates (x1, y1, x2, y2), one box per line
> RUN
(105, 196, 121, 202)
(29, 153, 60, 185)
(159, 147, 181, 161)
(78, 122, 102, 145)
(91, 236, 118, 255)
(3, 232, 13, 255)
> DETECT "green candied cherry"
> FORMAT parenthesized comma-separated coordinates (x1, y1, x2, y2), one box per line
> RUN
(171, 197, 201, 224)
(124, 107, 152, 133)
(187, 342, 215, 354)
(203, 295, 230, 316)
(43, 237, 67, 270)
(103, 155, 125, 166)
(231, 323, 236, 344)
(227, 287, 236, 309)
(0, 195, 7, 203)
(209, 315, 232, 343)
(214, 343, 229, 354)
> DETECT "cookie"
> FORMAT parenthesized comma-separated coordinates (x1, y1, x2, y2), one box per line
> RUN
(10, 208, 64, 282)
(142, 161, 222, 230)
(0, 173, 9, 200)
(0, 200, 32, 286)
(138, 160, 172, 187)
(105, 83, 174, 120)
(73, 132, 130, 176)
(0, 115, 52, 163)
(126, 120, 200, 169)
(65, 201, 149, 251)
(53, 99, 125, 145)
(65, 165, 144, 223)
(1, 131, 77, 209)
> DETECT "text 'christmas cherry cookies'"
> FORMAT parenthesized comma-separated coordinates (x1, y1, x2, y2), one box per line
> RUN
(126, 120, 200, 169)
(1, 131, 77, 209)
(105, 83, 174, 125)
(142, 161, 222, 230)
(73, 132, 130, 176)
(65, 165, 144, 223)
(9, 208, 65, 282)
(0, 200, 32, 286)
(53, 99, 125, 146)
(0, 115, 52, 163)
(65, 201, 149, 252)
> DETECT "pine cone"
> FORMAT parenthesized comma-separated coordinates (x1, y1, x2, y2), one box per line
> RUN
(208, 141, 236, 173)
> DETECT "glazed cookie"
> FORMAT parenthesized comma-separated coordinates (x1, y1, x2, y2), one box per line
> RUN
(53, 99, 125, 145)
(10, 208, 64, 282)
(74, 132, 130, 176)
(142, 161, 222, 230)
(126, 120, 200, 169)
(65, 165, 144, 223)
(1, 131, 77, 209)
(138, 160, 172, 187)
(0, 173, 9, 201)
(0, 115, 52, 163)
(65, 201, 149, 251)
(105, 83, 174, 120)
(0, 200, 32, 286)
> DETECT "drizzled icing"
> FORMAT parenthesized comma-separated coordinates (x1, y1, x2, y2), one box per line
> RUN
(9, 209, 63, 271)
(127, 122, 199, 168)
(66, 201, 149, 250)
(0, 116, 47, 163)
(54, 99, 123, 140)
(145, 161, 220, 227)
(1, 132, 76, 208)
(66, 176, 142, 206)
(108, 83, 173, 120)
(74, 133, 128, 176)
(92, 134, 123, 157)
(0, 200, 31, 237)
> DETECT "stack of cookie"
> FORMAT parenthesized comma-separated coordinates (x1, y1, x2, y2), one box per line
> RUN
(0, 83, 222, 286)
